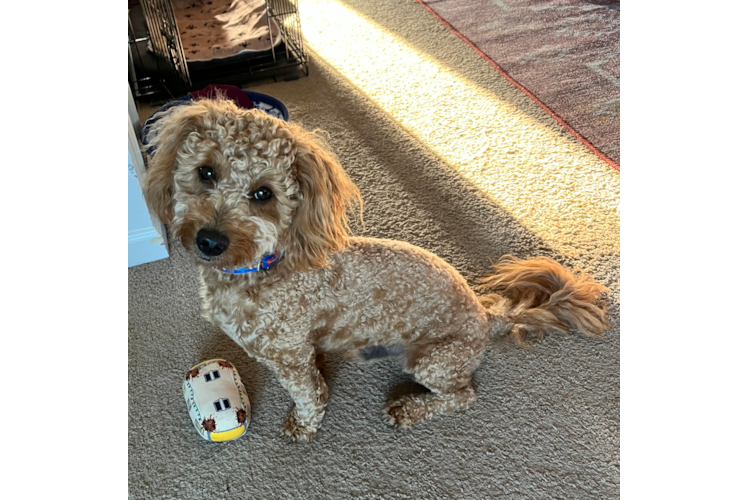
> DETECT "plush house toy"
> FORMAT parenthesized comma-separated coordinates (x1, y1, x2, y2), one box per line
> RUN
(183, 359, 250, 442)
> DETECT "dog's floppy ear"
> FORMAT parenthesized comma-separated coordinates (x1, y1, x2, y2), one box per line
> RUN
(283, 125, 362, 271)
(141, 104, 202, 223)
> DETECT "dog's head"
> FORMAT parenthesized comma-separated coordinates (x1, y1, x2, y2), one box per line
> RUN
(142, 98, 361, 273)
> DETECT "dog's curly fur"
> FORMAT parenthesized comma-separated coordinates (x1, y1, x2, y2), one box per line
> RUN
(143, 98, 609, 442)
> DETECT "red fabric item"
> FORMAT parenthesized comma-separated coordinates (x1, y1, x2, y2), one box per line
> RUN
(189, 84, 255, 110)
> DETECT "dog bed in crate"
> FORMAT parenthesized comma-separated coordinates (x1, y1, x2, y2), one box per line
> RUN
(141, 88, 289, 155)
(174, 0, 282, 63)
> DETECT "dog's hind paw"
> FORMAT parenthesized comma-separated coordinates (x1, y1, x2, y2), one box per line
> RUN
(383, 395, 431, 429)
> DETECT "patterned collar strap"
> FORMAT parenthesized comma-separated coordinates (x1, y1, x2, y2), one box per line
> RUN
(222, 252, 284, 274)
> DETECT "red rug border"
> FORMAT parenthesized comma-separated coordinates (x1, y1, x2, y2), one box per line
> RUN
(413, 0, 620, 172)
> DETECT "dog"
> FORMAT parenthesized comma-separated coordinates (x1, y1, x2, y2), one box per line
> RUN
(142, 98, 609, 442)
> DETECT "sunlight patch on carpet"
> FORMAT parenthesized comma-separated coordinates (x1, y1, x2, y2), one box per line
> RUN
(299, 0, 619, 258)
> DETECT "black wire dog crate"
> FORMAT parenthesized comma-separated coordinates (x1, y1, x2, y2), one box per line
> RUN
(129, 0, 308, 100)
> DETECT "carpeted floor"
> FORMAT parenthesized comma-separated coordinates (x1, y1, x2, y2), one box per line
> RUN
(128, 0, 620, 498)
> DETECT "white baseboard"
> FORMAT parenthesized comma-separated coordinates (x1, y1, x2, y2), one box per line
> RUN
(129, 227, 169, 268)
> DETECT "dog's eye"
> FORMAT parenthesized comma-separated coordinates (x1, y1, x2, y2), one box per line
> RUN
(198, 166, 217, 183)
(251, 187, 273, 202)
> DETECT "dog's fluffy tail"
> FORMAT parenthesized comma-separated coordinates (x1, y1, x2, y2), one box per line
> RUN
(477, 256, 609, 346)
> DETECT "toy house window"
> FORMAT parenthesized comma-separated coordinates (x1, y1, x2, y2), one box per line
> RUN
(204, 370, 221, 382)
(213, 399, 231, 412)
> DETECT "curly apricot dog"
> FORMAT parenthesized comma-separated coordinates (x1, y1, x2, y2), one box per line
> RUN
(143, 98, 608, 442)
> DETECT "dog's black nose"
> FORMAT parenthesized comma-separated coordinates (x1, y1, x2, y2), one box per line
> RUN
(195, 229, 229, 257)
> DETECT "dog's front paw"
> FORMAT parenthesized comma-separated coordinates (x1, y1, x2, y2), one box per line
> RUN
(281, 410, 319, 443)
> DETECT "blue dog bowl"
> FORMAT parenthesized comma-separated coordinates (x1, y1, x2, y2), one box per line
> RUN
(141, 91, 289, 155)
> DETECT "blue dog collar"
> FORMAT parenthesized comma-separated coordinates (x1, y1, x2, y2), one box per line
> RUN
(222, 252, 284, 274)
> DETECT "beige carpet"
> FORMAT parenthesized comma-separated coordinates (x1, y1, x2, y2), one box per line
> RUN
(129, 0, 620, 497)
